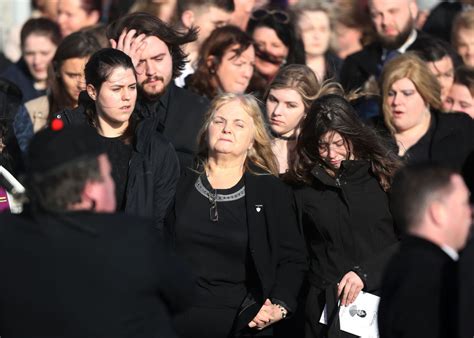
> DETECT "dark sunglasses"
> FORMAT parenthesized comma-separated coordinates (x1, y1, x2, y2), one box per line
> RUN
(250, 9, 290, 24)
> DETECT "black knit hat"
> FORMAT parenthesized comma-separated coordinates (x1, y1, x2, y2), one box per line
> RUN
(28, 122, 106, 174)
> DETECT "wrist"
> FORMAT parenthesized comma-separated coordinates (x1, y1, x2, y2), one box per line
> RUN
(275, 304, 288, 319)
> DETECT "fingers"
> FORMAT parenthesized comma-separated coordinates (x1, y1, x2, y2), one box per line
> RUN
(109, 39, 117, 49)
(339, 273, 364, 306)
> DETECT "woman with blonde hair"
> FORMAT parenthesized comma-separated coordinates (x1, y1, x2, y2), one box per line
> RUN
(380, 52, 474, 170)
(166, 93, 306, 338)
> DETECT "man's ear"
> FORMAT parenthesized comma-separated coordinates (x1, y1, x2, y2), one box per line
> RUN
(86, 10, 100, 26)
(86, 84, 97, 101)
(428, 200, 447, 228)
(181, 10, 195, 29)
(81, 180, 97, 210)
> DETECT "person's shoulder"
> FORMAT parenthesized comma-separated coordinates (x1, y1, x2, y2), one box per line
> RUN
(344, 42, 381, 63)
(171, 83, 209, 106)
(435, 110, 474, 131)
(25, 95, 49, 111)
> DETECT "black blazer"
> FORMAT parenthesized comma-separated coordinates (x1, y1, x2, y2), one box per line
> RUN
(378, 236, 459, 338)
(136, 83, 209, 169)
(166, 166, 307, 330)
(0, 211, 195, 338)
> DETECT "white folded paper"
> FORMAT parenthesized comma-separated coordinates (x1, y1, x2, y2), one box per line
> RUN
(319, 291, 380, 337)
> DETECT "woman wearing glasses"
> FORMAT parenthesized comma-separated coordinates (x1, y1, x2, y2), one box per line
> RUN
(167, 93, 307, 338)
(247, 6, 305, 97)
(287, 94, 400, 337)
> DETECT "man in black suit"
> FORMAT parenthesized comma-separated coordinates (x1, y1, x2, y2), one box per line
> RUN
(378, 164, 472, 338)
(0, 125, 194, 338)
(340, 0, 427, 118)
(108, 12, 209, 168)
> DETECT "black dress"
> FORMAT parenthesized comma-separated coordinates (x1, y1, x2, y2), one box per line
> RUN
(173, 174, 250, 338)
(292, 161, 399, 338)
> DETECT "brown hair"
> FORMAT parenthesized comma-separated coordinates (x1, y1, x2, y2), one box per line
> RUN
(196, 93, 279, 176)
(454, 65, 474, 97)
(380, 52, 441, 134)
(188, 25, 254, 99)
(452, 9, 474, 49)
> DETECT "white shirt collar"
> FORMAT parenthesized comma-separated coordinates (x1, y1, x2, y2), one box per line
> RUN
(441, 245, 459, 261)
(397, 29, 418, 53)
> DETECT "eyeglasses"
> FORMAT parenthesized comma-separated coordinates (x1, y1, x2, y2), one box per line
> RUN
(208, 189, 218, 222)
(250, 9, 290, 24)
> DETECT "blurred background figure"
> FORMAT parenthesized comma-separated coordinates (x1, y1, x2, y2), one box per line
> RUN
(332, 0, 374, 60)
(22, 31, 101, 135)
(443, 66, 474, 118)
(247, 5, 305, 97)
(128, 0, 179, 24)
(187, 25, 255, 99)
(56, 0, 101, 37)
(411, 37, 461, 102)
(415, 0, 441, 29)
(175, 0, 234, 87)
(379, 164, 471, 338)
(451, 8, 474, 68)
(379, 53, 474, 171)
(264, 64, 320, 174)
(3, 0, 59, 63)
(230, 0, 257, 30)
(1, 18, 61, 103)
(422, 0, 473, 43)
(292, 1, 341, 81)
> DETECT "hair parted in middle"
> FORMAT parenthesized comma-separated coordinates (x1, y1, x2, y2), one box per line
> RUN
(196, 93, 279, 176)
(288, 94, 401, 191)
(189, 25, 254, 99)
(380, 52, 442, 134)
(106, 12, 198, 79)
(264, 64, 321, 112)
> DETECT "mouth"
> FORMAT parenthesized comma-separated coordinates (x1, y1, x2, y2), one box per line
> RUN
(392, 110, 404, 117)
(270, 119, 284, 126)
(145, 77, 163, 85)
(120, 105, 132, 110)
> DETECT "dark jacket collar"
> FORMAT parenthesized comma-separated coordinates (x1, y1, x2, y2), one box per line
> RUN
(310, 160, 371, 187)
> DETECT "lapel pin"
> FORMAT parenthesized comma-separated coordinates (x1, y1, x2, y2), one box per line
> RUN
(255, 204, 263, 212)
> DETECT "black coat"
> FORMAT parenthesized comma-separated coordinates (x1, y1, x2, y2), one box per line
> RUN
(60, 101, 179, 230)
(0, 211, 194, 338)
(378, 236, 459, 338)
(136, 83, 209, 169)
(339, 31, 429, 92)
(293, 161, 399, 336)
(459, 239, 474, 338)
(294, 161, 398, 292)
(374, 110, 474, 172)
(166, 166, 307, 333)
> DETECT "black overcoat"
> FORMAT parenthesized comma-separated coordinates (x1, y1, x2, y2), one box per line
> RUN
(0, 211, 194, 338)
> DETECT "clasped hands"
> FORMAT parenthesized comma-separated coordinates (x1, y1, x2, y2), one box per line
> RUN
(248, 299, 284, 330)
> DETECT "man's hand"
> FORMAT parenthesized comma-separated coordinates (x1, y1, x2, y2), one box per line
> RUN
(109, 29, 147, 73)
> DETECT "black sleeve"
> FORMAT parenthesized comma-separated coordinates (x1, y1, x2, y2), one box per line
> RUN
(153, 138, 180, 231)
(269, 183, 308, 312)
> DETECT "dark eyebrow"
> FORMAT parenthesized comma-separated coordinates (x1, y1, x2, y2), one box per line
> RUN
(139, 53, 166, 62)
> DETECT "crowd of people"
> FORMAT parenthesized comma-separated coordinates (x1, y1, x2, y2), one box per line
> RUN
(0, 0, 473, 337)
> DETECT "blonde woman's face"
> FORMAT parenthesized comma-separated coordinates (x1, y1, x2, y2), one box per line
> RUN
(207, 100, 255, 159)
(385, 77, 429, 132)
(266, 88, 305, 137)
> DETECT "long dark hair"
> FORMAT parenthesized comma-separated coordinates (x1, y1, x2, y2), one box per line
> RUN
(288, 94, 401, 191)
(47, 31, 101, 120)
(106, 12, 198, 79)
(84, 48, 137, 143)
(247, 6, 305, 67)
(189, 25, 254, 99)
